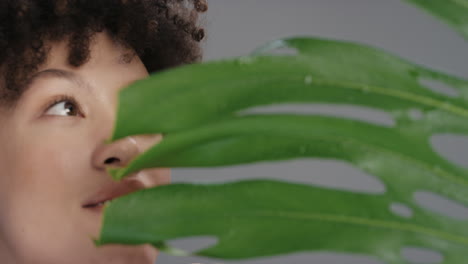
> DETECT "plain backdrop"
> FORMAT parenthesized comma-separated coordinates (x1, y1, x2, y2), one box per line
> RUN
(156, 0, 468, 263)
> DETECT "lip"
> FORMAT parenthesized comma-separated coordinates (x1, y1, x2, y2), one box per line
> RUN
(82, 173, 146, 213)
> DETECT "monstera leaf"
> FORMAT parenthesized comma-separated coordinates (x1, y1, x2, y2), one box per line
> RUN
(96, 2, 468, 264)
(405, 0, 468, 41)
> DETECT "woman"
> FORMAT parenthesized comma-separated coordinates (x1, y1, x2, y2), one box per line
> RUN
(0, 1, 207, 263)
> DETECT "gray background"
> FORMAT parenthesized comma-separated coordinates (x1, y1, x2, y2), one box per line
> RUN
(157, 0, 468, 263)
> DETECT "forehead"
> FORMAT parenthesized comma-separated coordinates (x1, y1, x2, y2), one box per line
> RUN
(0, 31, 148, 114)
(25, 31, 147, 90)
(41, 32, 134, 72)
(20, 33, 142, 94)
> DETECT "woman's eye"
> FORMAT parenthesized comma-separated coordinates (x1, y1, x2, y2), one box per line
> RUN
(45, 100, 81, 117)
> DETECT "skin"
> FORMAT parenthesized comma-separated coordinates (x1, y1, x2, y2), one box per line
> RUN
(0, 31, 171, 263)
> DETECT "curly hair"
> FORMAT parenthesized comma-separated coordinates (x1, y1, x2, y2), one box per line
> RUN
(0, 0, 207, 106)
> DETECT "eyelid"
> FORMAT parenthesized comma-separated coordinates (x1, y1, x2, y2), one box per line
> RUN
(43, 94, 85, 117)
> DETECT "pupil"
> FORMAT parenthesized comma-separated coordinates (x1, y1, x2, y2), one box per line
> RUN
(64, 102, 76, 115)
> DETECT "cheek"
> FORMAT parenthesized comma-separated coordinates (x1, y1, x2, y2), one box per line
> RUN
(0, 116, 161, 263)
(143, 167, 172, 187)
(11, 129, 89, 199)
(1, 129, 85, 206)
(0, 125, 95, 259)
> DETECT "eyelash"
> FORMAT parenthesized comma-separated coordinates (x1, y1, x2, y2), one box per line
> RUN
(44, 94, 85, 117)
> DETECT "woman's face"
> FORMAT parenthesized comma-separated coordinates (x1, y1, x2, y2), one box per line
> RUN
(0, 32, 170, 264)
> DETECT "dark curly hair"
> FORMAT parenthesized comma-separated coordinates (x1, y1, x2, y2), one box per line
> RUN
(0, 0, 207, 106)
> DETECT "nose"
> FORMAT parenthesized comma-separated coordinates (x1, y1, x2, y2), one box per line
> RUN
(92, 134, 164, 170)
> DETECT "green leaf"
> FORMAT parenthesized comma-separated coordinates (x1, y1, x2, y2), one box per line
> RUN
(98, 180, 468, 264)
(109, 37, 468, 144)
(98, 36, 468, 263)
(405, 0, 468, 41)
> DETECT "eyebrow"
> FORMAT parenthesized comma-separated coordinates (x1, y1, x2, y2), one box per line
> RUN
(22, 68, 94, 94)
